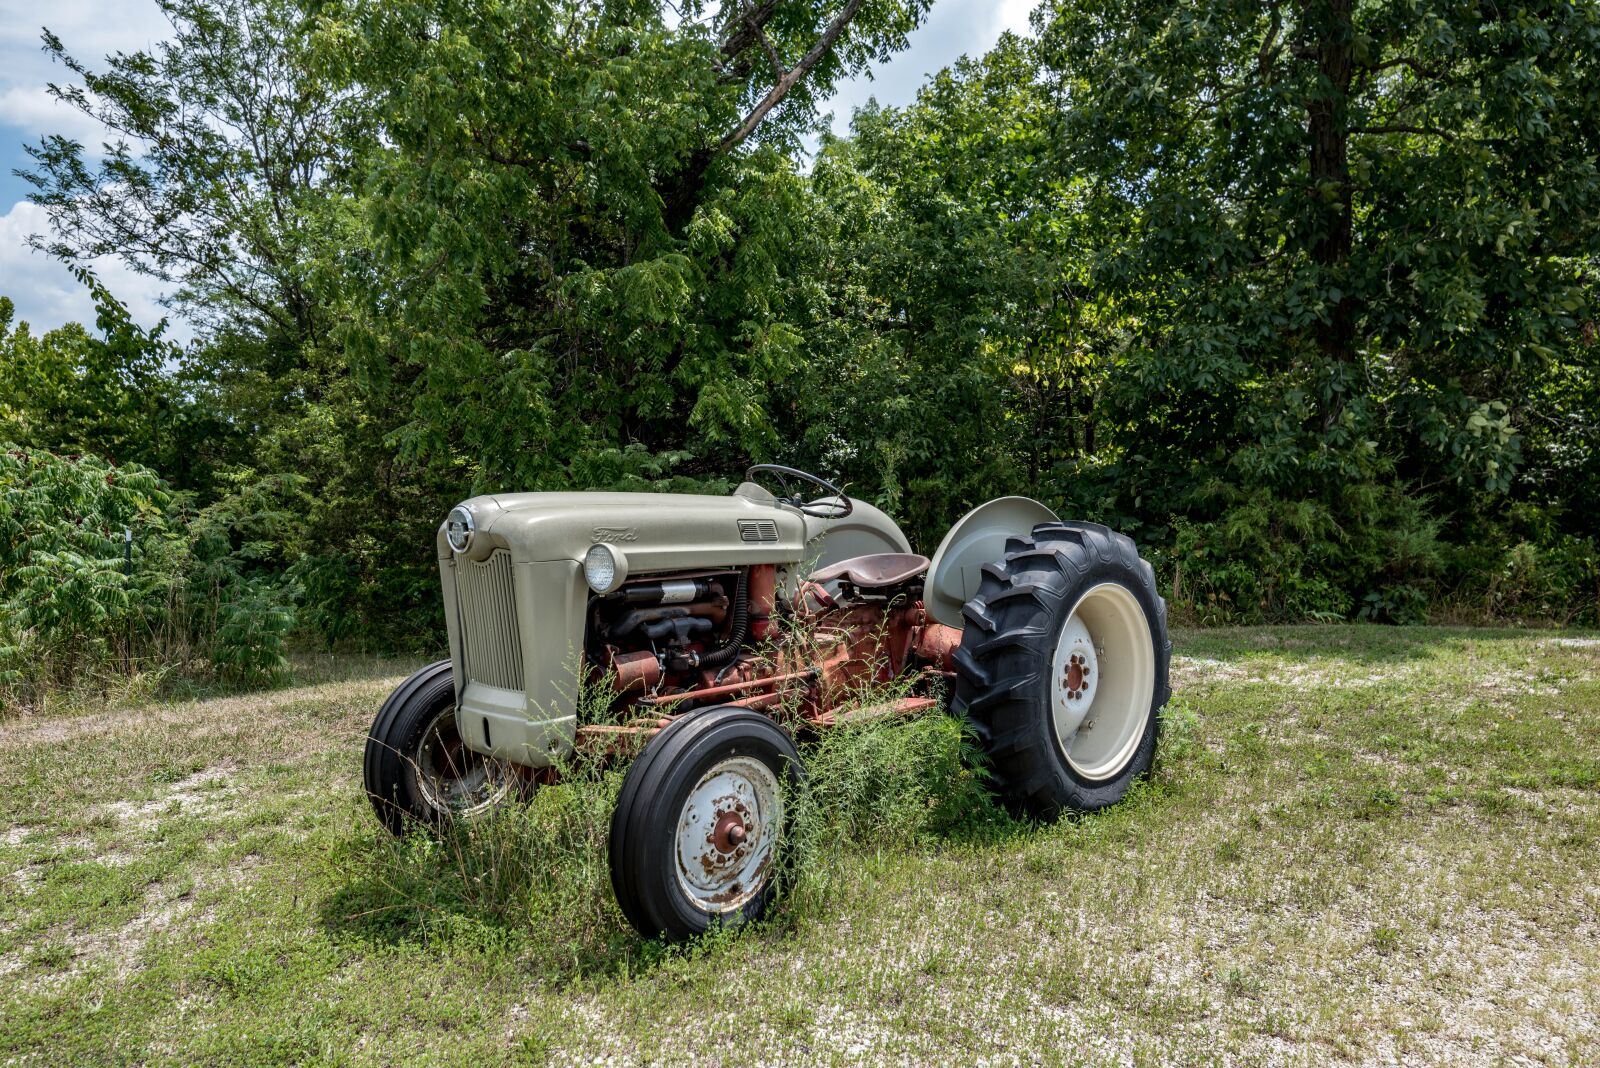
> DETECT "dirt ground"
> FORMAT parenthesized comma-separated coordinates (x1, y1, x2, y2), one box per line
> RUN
(1, 627, 1596, 1066)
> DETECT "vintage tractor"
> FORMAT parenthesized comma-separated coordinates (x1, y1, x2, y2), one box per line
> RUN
(364, 466, 1171, 941)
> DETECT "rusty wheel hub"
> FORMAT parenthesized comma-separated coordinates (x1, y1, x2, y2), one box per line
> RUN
(1064, 653, 1091, 700)
(712, 810, 750, 853)
(413, 709, 516, 817)
(675, 757, 781, 913)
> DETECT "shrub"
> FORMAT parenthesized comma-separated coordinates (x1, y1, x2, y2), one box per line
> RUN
(0, 444, 305, 709)
(1486, 537, 1599, 625)
(1166, 482, 1443, 625)
(0, 446, 170, 703)
(1437, 500, 1600, 625)
(211, 580, 296, 686)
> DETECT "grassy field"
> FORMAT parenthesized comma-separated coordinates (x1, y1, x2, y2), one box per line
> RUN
(1, 627, 1597, 1066)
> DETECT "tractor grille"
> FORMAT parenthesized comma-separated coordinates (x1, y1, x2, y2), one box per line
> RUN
(738, 519, 779, 543)
(454, 549, 524, 691)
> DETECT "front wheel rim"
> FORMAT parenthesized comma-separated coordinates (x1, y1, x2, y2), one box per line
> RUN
(412, 708, 516, 818)
(674, 756, 782, 914)
(1050, 582, 1156, 781)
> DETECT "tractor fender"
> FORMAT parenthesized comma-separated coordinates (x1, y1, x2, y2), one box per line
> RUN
(924, 496, 1060, 628)
(799, 497, 913, 574)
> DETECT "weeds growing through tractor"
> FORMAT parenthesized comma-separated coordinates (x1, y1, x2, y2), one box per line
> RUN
(354, 663, 636, 961)
(780, 707, 1008, 917)
(349, 664, 1018, 967)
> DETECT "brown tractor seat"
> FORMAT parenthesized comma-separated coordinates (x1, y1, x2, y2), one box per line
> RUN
(807, 553, 930, 589)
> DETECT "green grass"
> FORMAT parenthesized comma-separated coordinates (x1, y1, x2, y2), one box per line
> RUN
(2, 627, 1598, 1065)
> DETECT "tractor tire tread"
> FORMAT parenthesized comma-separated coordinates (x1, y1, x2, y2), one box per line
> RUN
(364, 659, 455, 835)
(953, 523, 1171, 820)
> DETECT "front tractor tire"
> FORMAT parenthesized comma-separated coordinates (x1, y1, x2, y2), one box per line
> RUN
(364, 660, 519, 834)
(954, 522, 1172, 820)
(609, 706, 802, 943)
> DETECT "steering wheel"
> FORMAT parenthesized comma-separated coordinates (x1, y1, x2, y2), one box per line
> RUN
(745, 464, 854, 519)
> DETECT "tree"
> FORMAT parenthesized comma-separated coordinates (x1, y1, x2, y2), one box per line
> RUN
(0, 276, 240, 491)
(793, 37, 1084, 544)
(22, 0, 359, 349)
(319, 0, 933, 491)
(19, 0, 372, 510)
(1028, 0, 1600, 617)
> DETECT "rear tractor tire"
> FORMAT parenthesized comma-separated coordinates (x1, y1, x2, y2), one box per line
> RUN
(954, 522, 1172, 820)
(364, 659, 520, 834)
(609, 706, 802, 943)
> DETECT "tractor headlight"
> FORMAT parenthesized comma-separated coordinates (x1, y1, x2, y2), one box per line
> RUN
(583, 543, 628, 594)
(444, 505, 475, 554)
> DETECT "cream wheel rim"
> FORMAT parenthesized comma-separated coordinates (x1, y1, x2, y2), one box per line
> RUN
(1050, 582, 1155, 780)
(413, 708, 517, 817)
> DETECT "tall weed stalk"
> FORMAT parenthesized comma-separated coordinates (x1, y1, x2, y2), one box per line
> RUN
(347, 670, 1003, 966)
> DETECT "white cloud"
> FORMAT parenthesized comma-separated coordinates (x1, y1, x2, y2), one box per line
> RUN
(0, 199, 188, 341)
(817, 0, 1041, 137)
(0, 84, 108, 143)
(0, 1, 171, 156)
(0, 1, 171, 85)
(0, 1, 182, 340)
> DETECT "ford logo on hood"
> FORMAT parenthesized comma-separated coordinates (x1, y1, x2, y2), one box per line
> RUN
(445, 505, 475, 554)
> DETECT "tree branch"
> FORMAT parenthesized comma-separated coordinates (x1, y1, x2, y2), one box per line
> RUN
(749, 15, 786, 82)
(719, 1, 782, 62)
(1258, 2, 1283, 80)
(1370, 55, 1445, 79)
(720, 0, 865, 153)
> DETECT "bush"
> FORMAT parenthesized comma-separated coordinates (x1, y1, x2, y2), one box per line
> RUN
(1484, 538, 1599, 625)
(1166, 482, 1442, 625)
(780, 705, 1008, 919)
(212, 580, 296, 686)
(1436, 500, 1600, 625)
(0, 444, 305, 710)
(0, 446, 169, 703)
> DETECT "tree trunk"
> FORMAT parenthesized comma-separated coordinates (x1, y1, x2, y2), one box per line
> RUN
(1305, 0, 1356, 368)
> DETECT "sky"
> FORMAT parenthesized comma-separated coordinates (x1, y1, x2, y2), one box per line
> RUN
(0, 0, 1037, 341)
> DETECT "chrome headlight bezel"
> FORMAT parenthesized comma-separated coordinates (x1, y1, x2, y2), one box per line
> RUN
(583, 543, 628, 594)
(445, 505, 475, 554)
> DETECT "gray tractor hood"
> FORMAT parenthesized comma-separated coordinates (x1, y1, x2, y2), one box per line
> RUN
(439, 489, 810, 571)
(433, 483, 912, 769)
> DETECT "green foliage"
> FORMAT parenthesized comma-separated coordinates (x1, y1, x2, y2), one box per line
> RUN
(0, 446, 302, 707)
(0, 446, 168, 697)
(0, 281, 241, 494)
(1481, 535, 1600, 625)
(4, 0, 1597, 660)
(799, 0, 1600, 618)
(211, 581, 296, 686)
(1168, 482, 1443, 625)
(1020, 0, 1600, 619)
(318, 0, 922, 492)
(794, 711, 999, 845)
